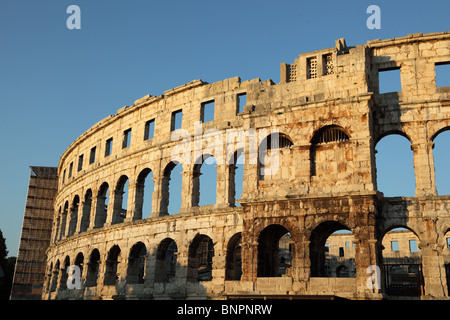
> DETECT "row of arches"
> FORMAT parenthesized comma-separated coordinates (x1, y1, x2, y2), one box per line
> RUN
(54, 151, 245, 242)
(375, 129, 450, 196)
(54, 125, 450, 242)
(47, 219, 435, 297)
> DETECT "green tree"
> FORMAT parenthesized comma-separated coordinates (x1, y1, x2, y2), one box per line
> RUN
(0, 229, 15, 300)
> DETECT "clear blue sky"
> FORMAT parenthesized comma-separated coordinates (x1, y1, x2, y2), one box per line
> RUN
(0, 0, 449, 257)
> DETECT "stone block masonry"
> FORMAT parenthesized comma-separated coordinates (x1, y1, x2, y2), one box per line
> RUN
(41, 31, 450, 300)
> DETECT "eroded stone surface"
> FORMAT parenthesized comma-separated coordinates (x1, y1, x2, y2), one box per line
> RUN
(43, 32, 450, 300)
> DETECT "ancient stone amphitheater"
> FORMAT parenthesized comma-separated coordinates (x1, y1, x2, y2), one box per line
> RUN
(43, 32, 450, 300)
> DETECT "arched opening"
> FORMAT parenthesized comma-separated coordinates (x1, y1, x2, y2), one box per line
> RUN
(134, 168, 154, 220)
(94, 182, 109, 228)
(59, 202, 69, 240)
(432, 128, 450, 195)
(258, 133, 293, 179)
(54, 207, 61, 242)
(126, 242, 147, 284)
(46, 262, 53, 293)
(86, 249, 100, 287)
(309, 221, 354, 277)
(59, 256, 70, 290)
(188, 234, 214, 282)
(310, 125, 350, 177)
(68, 195, 80, 237)
(74, 252, 84, 280)
(257, 224, 292, 277)
(50, 260, 60, 292)
(155, 238, 178, 283)
(161, 161, 183, 215)
(381, 227, 423, 297)
(80, 189, 92, 232)
(104, 245, 121, 286)
(225, 233, 242, 280)
(193, 154, 217, 207)
(112, 175, 129, 224)
(229, 150, 244, 207)
(375, 133, 415, 197)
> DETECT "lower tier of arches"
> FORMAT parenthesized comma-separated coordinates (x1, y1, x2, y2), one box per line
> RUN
(43, 196, 450, 300)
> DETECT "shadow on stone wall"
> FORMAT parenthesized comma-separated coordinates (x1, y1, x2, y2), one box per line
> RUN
(45, 246, 208, 300)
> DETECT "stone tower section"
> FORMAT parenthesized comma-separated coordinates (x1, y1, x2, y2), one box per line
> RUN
(42, 32, 450, 300)
(11, 166, 58, 300)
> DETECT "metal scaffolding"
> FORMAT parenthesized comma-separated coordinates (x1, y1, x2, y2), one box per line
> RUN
(10, 166, 57, 300)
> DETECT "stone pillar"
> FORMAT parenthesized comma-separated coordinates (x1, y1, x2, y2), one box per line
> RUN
(216, 164, 232, 207)
(293, 238, 310, 293)
(181, 169, 194, 210)
(151, 176, 164, 217)
(411, 140, 437, 197)
(354, 220, 383, 297)
(419, 218, 448, 298)
(240, 239, 258, 282)
(124, 181, 137, 222)
(76, 202, 85, 233)
(132, 180, 145, 221)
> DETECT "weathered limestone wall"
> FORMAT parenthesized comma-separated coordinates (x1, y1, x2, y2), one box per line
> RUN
(44, 31, 450, 300)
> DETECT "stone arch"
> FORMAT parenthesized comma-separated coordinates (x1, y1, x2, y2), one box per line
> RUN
(374, 129, 412, 146)
(68, 195, 80, 237)
(257, 224, 292, 277)
(126, 242, 147, 284)
(86, 248, 101, 287)
(225, 232, 242, 280)
(94, 182, 109, 228)
(187, 234, 214, 282)
(160, 161, 183, 215)
(134, 168, 154, 220)
(80, 189, 92, 233)
(431, 126, 450, 195)
(375, 131, 416, 197)
(59, 255, 71, 290)
(112, 175, 129, 224)
(74, 252, 84, 279)
(380, 226, 423, 297)
(59, 201, 69, 240)
(104, 245, 121, 285)
(310, 125, 351, 178)
(54, 206, 61, 242)
(258, 132, 294, 179)
(309, 220, 353, 277)
(154, 238, 178, 282)
(192, 153, 217, 207)
(50, 259, 60, 292)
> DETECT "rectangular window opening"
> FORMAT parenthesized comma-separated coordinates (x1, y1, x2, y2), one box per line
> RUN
(78, 154, 84, 172)
(409, 239, 418, 253)
(144, 119, 155, 140)
(391, 240, 399, 252)
(307, 57, 318, 79)
(237, 93, 246, 114)
(122, 128, 131, 149)
(105, 138, 113, 157)
(378, 67, 402, 94)
(171, 109, 183, 131)
(89, 147, 96, 164)
(435, 62, 450, 88)
(323, 54, 334, 75)
(201, 100, 215, 123)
